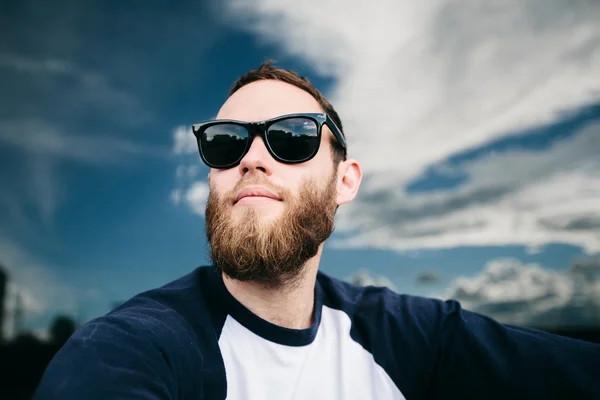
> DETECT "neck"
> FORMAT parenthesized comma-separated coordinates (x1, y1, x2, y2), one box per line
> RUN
(221, 250, 323, 330)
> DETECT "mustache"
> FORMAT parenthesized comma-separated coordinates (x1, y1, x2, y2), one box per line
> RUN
(221, 175, 292, 203)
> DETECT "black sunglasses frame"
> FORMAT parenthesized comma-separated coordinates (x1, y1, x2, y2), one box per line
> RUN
(192, 113, 347, 169)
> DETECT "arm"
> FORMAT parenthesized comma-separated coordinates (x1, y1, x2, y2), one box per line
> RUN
(429, 300, 600, 399)
(33, 311, 194, 400)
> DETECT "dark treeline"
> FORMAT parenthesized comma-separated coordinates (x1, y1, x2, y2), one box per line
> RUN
(1, 315, 76, 400)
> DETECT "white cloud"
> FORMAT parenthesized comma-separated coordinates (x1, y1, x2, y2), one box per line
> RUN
(172, 125, 198, 155)
(171, 125, 210, 216)
(175, 164, 201, 179)
(444, 257, 600, 327)
(186, 164, 201, 178)
(171, 119, 209, 213)
(218, 0, 600, 253)
(183, 181, 210, 217)
(331, 122, 600, 253)
(345, 269, 398, 291)
(0, 238, 81, 340)
(170, 189, 183, 205)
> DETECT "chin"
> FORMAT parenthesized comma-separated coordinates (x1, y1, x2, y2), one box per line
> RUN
(231, 202, 284, 221)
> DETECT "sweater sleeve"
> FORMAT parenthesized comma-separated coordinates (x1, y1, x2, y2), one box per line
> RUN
(429, 300, 600, 399)
(33, 310, 198, 400)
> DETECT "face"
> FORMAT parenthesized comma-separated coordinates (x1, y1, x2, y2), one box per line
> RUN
(204, 79, 361, 288)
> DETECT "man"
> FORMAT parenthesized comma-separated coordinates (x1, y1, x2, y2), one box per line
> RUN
(35, 61, 599, 400)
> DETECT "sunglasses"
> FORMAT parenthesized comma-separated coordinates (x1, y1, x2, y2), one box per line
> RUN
(192, 113, 347, 169)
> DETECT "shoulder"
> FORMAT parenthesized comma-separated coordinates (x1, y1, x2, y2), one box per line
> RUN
(92, 265, 218, 344)
(34, 266, 222, 399)
(317, 270, 456, 329)
(48, 265, 224, 371)
(60, 266, 213, 358)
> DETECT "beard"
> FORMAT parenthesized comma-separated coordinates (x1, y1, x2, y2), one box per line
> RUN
(205, 173, 338, 290)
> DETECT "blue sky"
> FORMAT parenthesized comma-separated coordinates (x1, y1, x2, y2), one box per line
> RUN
(1, 0, 599, 338)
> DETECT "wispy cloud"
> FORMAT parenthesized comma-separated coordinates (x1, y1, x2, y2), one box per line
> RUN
(0, 53, 75, 75)
(0, 119, 167, 165)
(0, 53, 151, 126)
(0, 119, 169, 228)
(0, 51, 169, 229)
(214, 0, 600, 253)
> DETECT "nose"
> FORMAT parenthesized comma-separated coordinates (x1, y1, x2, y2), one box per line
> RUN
(238, 136, 274, 176)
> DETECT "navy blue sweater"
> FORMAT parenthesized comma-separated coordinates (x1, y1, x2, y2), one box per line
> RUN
(34, 266, 600, 399)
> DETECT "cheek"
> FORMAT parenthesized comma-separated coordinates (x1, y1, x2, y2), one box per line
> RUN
(306, 157, 335, 187)
(209, 171, 237, 196)
(283, 171, 312, 195)
(313, 145, 335, 173)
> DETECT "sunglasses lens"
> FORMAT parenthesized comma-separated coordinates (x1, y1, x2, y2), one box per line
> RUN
(267, 117, 319, 162)
(201, 124, 249, 167)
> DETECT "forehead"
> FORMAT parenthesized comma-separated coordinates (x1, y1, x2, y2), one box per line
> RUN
(216, 80, 323, 122)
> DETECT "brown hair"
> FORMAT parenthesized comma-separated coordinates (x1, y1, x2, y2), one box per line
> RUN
(228, 60, 347, 165)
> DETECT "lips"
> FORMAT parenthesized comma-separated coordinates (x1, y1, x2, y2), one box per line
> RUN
(234, 186, 282, 204)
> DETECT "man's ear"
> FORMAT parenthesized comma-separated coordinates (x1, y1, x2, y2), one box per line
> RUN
(336, 159, 362, 206)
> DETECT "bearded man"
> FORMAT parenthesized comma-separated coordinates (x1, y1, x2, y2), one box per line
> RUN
(35, 61, 600, 400)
